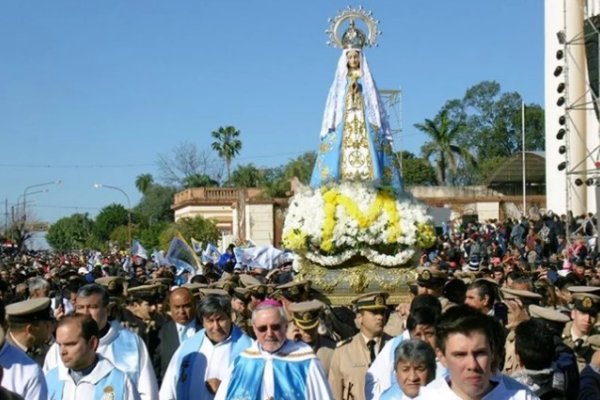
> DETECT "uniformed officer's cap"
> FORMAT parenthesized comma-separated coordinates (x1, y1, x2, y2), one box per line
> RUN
(501, 287, 542, 302)
(352, 291, 389, 311)
(275, 280, 311, 301)
(475, 277, 501, 287)
(572, 293, 600, 314)
(246, 284, 268, 298)
(232, 287, 251, 303)
(6, 297, 53, 323)
(239, 274, 262, 288)
(182, 282, 208, 295)
(148, 277, 172, 288)
(211, 280, 236, 294)
(128, 283, 161, 303)
(198, 288, 230, 298)
(95, 276, 125, 293)
(288, 300, 324, 330)
(416, 267, 447, 288)
(528, 305, 571, 323)
(567, 286, 600, 294)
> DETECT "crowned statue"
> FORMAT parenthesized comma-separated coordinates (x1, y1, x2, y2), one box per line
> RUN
(283, 8, 435, 303)
(310, 16, 402, 191)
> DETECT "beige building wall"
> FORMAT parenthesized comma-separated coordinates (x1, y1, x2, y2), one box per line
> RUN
(245, 204, 274, 245)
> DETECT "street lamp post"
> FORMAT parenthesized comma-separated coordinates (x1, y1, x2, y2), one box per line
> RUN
(94, 183, 132, 246)
(22, 180, 61, 224)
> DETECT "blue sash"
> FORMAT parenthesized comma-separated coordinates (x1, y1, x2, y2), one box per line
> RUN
(46, 366, 127, 400)
(111, 327, 140, 384)
(175, 325, 251, 399)
(225, 351, 311, 400)
(379, 381, 404, 400)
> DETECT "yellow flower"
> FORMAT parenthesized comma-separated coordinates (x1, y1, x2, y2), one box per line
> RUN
(282, 229, 308, 250)
(416, 222, 436, 248)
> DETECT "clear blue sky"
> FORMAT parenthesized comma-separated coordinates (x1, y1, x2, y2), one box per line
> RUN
(0, 1, 544, 224)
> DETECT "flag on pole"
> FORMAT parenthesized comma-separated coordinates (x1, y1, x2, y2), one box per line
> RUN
(130, 240, 148, 260)
(166, 234, 202, 275)
(202, 243, 221, 264)
(152, 249, 170, 267)
(190, 237, 203, 254)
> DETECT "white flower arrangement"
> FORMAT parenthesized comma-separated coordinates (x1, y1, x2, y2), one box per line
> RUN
(282, 182, 436, 268)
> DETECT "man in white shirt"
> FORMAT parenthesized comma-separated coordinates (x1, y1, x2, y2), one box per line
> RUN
(45, 314, 140, 400)
(44, 283, 159, 400)
(159, 293, 252, 399)
(417, 305, 538, 400)
(215, 299, 332, 400)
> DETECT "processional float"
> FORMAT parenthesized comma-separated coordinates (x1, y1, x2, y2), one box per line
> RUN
(282, 7, 436, 304)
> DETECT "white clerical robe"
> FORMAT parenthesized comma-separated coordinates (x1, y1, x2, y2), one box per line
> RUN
(214, 340, 333, 400)
(45, 356, 140, 400)
(416, 374, 539, 400)
(44, 320, 158, 400)
(159, 327, 252, 400)
(0, 341, 47, 400)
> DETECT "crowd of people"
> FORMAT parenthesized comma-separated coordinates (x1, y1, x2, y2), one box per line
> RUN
(0, 212, 598, 399)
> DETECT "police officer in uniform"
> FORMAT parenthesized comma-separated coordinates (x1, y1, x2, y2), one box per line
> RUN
(328, 292, 392, 400)
(562, 290, 600, 371)
(5, 297, 54, 367)
(287, 300, 336, 374)
(500, 287, 542, 374)
(415, 267, 449, 310)
(230, 287, 253, 337)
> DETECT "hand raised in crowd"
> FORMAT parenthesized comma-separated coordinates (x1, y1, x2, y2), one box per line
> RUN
(505, 298, 529, 329)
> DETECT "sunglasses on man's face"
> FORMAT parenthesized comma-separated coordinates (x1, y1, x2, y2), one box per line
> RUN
(255, 324, 282, 333)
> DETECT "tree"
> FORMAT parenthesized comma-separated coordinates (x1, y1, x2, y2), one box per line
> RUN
(230, 164, 266, 187)
(183, 173, 219, 189)
(47, 213, 96, 251)
(415, 109, 476, 185)
(282, 151, 316, 185)
(95, 203, 129, 243)
(157, 141, 221, 187)
(134, 184, 176, 227)
(158, 216, 220, 250)
(211, 126, 242, 183)
(398, 151, 437, 186)
(135, 173, 154, 194)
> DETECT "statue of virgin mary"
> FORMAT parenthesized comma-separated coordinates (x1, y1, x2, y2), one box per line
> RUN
(309, 19, 403, 191)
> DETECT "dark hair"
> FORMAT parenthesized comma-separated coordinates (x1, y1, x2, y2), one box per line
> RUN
(515, 319, 554, 370)
(198, 294, 232, 320)
(190, 274, 208, 284)
(443, 279, 467, 304)
(467, 280, 497, 308)
(407, 307, 439, 333)
(393, 339, 437, 383)
(410, 294, 442, 316)
(436, 304, 504, 365)
(57, 314, 99, 341)
(77, 284, 109, 307)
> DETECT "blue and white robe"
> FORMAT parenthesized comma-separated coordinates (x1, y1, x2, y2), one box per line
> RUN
(45, 356, 140, 400)
(159, 325, 252, 399)
(44, 320, 158, 400)
(214, 340, 333, 400)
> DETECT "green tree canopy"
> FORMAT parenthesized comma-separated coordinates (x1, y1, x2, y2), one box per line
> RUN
(133, 184, 176, 227)
(135, 173, 154, 194)
(47, 213, 96, 251)
(211, 126, 242, 183)
(95, 203, 129, 243)
(183, 173, 219, 189)
(399, 151, 437, 186)
(230, 164, 266, 188)
(415, 109, 476, 185)
(158, 216, 220, 250)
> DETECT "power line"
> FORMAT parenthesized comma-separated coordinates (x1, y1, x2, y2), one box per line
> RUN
(0, 163, 153, 169)
(30, 204, 102, 210)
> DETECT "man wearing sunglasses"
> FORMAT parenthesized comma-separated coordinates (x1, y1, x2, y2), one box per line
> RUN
(215, 299, 333, 400)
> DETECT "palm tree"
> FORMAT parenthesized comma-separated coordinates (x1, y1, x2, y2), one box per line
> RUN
(414, 109, 475, 185)
(211, 126, 242, 183)
(135, 173, 154, 194)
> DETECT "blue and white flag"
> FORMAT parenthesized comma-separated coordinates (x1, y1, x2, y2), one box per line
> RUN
(166, 235, 201, 275)
(131, 240, 148, 260)
(152, 249, 171, 267)
(190, 237, 203, 254)
(202, 242, 221, 264)
(240, 245, 283, 270)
